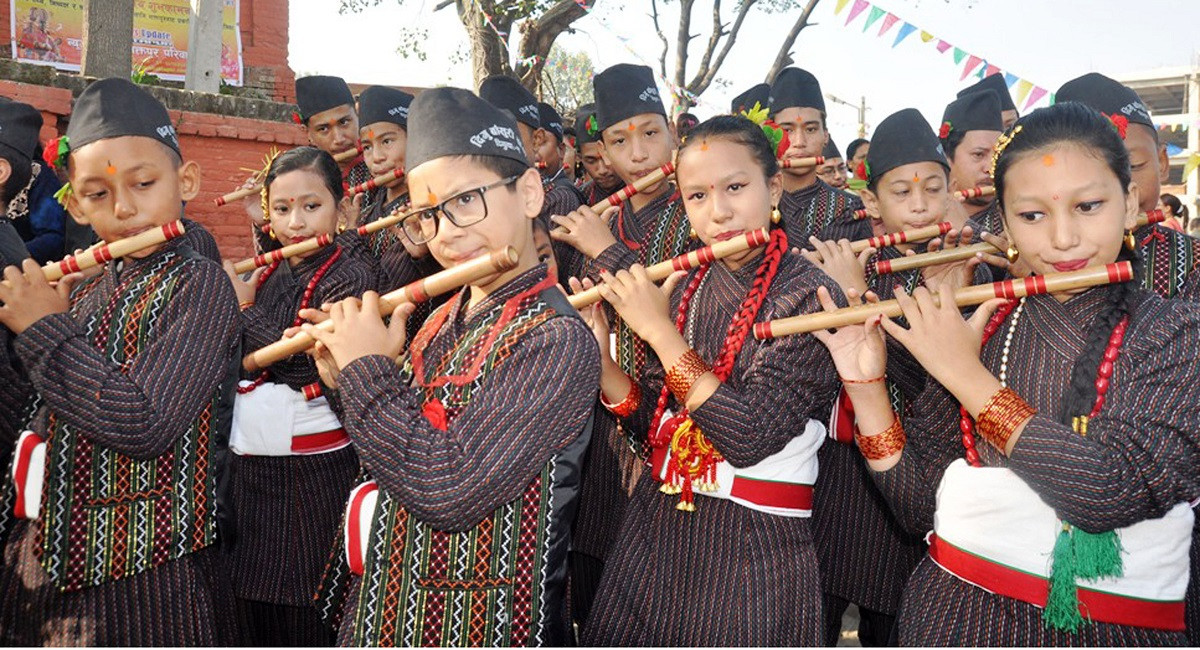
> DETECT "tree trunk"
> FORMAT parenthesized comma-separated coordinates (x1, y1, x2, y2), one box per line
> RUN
(765, 0, 821, 83)
(81, 0, 134, 79)
(514, 0, 590, 96)
(457, 0, 511, 89)
(184, 0, 222, 93)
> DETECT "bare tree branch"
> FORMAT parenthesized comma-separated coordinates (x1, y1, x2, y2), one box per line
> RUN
(649, 0, 670, 80)
(765, 0, 821, 83)
(514, 0, 591, 93)
(687, 0, 757, 97)
(434, 0, 454, 10)
(673, 0, 697, 91)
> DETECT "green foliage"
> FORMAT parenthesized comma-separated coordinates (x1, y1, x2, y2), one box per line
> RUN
(540, 44, 594, 114)
(130, 56, 161, 85)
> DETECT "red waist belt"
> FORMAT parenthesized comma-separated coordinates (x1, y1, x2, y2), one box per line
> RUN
(291, 428, 350, 454)
(649, 444, 813, 511)
(928, 534, 1185, 631)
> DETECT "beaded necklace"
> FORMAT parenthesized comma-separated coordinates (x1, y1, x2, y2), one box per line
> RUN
(649, 228, 786, 510)
(238, 247, 343, 394)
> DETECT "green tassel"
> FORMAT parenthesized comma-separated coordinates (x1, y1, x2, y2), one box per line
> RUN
(53, 183, 72, 208)
(1043, 524, 1084, 633)
(1073, 528, 1123, 581)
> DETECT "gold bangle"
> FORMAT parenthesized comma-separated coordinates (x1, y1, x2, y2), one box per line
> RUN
(854, 416, 906, 461)
(664, 349, 709, 403)
(239, 300, 256, 311)
(976, 387, 1036, 451)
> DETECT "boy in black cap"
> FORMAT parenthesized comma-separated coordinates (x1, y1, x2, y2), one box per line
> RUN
(941, 89, 1004, 234)
(0, 77, 239, 645)
(479, 74, 542, 161)
(347, 85, 438, 294)
(816, 136, 849, 190)
(244, 75, 372, 251)
(957, 72, 1019, 128)
(303, 86, 598, 647)
(731, 82, 770, 114)
(573, 102, 621, 206)
(1056, 72, 1200, 301)
(549, 62, 692, 628)
(770, 67, 869, 244)
(533, 100, 586, 229)
(0, 98, 36, 267)
(807, 107, 985, 649)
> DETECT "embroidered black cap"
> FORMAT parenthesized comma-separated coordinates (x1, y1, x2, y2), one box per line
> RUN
(479, 75, 541, 130)
(66, 77, 179, 156)
(295, 75, 355, 122)
(593, 63, 666, 132)
(358, 85, 414, 129)
(770, 67, 825, 114)
(957, 73, 1016, 114)
(405, 87, 529, 171)
(864, 108, 948, 183)
(0, 97, 42, 162)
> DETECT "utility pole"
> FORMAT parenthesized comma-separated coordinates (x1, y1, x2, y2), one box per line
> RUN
(185, 0, 223, 93)
(826, 92, 869, 138)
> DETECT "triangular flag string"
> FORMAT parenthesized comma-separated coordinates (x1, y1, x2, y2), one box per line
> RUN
(893, 22, 917, 48)
(845, 0, 869, 25)
(830, 0, 1051, 110)
(863, 5, 886, 32)
(878, 12, 900, 36)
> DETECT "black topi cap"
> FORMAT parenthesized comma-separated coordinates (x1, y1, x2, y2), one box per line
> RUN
(574, 103, 601, 145)
(66, 77, 180, 156)
(940, 89, 1003, 141)
(538, 102, 564, 141)
(864, 108, 948, 184)
(731, 83, 770, 115)
(770, 67, 825, 114)
(358, 85, 414, 129)
(405, 87, 529, 171)
(1055, 72, 1153, 130)
(0, 97, 42, 162)
(957, 73, 1016, 114)
(593, 63, 666, 132)
(295, 75, 355, 122)
(822, 136, 842, 160)
(479, 75, 541, 130)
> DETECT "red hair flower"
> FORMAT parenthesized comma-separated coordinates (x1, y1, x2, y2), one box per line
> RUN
(1105, 113, 1128, 140)
(421, 398, 448, 431)
(939, 121, 953, 139)
(291, 110, 304, 125)
(855, 160, 870, 181)
(42, 136, 69, 171)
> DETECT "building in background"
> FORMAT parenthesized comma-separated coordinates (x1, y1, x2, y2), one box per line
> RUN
(1117, 65, 1199, 224)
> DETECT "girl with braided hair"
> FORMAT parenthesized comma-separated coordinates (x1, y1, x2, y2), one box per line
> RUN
(577, 114, 843, 645)
(813, 101, 1200, 645)
(223, 146, 373, 646)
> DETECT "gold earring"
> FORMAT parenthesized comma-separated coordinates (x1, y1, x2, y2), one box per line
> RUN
(1124, 230, 1137, 251)
(1005, 244, 1019, 263)
(267, 225, 277, 241)
(771, 206, 782, 224)
(689, 227, 697, 239)
(337, 222, 347, 234)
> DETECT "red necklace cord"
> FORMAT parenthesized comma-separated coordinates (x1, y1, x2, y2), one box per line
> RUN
(959, 298, 1128, 466)
(238, 247, 343, 395)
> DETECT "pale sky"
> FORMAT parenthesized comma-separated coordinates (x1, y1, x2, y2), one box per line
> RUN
(288, 0, 1200, 148)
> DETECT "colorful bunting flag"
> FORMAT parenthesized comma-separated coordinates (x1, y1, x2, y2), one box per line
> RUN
(1184, 151, 1200, 181)
(878, 12, 900, 36)
(845, 0, 869, 25)
(863, 6, 886, 32)
(961, 55, 983, 80)
(893, 22, 917, 47)
(1014, 79, 1033, 105)
(952, 47, 966, 64)
(1025, 86, 1048, 110)
(984, 63, 1001, 78)
(936, 39, 952, 53)
(1004, 72, 1018, 87)
(834, 0, 852, 14)
(919, 30, 934, 42)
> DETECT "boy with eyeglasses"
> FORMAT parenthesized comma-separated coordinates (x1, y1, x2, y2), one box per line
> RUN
(301, 87, 599, 647)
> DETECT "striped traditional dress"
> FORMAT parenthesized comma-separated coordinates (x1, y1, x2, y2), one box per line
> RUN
(872, 288, 1200, 645)
(229, 244, 373, 646)
(778, 178, 870, 244)
(560, 189, 694, 626)
(0, 237, 240, 646)
(582, 250, 841, 646)
(965, 200, 1004, 236)
(325, 265, 599, 646)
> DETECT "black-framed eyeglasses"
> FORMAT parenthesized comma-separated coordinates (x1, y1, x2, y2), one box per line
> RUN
(400, 175, 521, 245)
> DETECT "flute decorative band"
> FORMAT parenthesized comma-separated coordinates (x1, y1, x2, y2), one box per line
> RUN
(779, 156, 824, 169)
(596, 163, 676, 211)
(874, 209, 1166, 275)
(806, 222, 953, 263)
(3, 221, 186, 287)
(753, 261, 1134, 339)
(568, 228, 770, 309)
(851, 186, 997, 219)
(232, 233, 336, 275)
(242, 247, 519, 372)
(348, 167, 405, 198)
(216, 144, 366, 207)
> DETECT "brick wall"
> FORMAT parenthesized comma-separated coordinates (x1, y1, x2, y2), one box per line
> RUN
(0, 0, 294, 104)
(0, 77, 309, 261)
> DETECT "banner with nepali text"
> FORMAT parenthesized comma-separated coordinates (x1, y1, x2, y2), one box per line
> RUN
(10, 0, 243, 85)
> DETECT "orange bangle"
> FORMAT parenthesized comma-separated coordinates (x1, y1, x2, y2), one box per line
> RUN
(854, 416, 906, 461)
(976, 387, 1036, 451)
(239, 300, 256, 311)
(664, 349, 709, 403)
(601, 379, 641, 418)
(841, 374, 885, 385)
